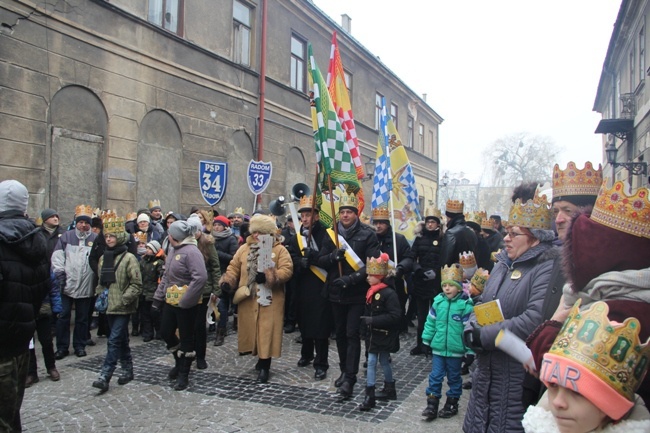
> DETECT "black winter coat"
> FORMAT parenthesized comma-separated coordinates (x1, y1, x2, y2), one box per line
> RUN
(363, 284, 401, 353)
(411, 222, 442, 298)
(376, 228, 414, 298)
(316, 219, 381, 304)
(0, 210, 51, 357)
(40, 224, 65, 261)
(439, 215, 478, 267)
(214, 233, 239, 275)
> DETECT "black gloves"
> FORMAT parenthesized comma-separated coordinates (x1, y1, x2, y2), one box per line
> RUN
(360, 315, 373, 326)
(394, 265, 405, 279)
(255, 272, 266, 284)
(331, 275, 352, 289)
(299, 257, 310, 269)
(220, 282, 232, 293)
(151, 299, 163, 312)
(413, 267, 425, 280)
(464, 323, 483, 353)
(330, 248, 346, 263)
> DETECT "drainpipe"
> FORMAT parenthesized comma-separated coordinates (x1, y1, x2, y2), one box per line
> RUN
(256, 0, 268, 207)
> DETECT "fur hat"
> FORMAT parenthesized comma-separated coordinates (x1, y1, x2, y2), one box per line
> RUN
(249, 214, 278, 235)
(0, 180, 29, 213)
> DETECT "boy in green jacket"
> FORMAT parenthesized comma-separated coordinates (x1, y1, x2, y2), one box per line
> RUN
(421, 263, 473, 421)
(92, 217, 143, 392)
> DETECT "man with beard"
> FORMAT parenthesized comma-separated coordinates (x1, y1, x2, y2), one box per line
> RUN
(286, 196, 332, 380)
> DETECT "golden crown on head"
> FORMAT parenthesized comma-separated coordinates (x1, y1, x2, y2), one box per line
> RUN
(126, 212, 137, 221)
(93, 208, 101, 218)
(508, 194, 552, 230)
(441, 264, 464, 283)
(590, 180, 650, 239)
(339, 192, 359, 209)
(446, 199, 464, 214)
(371, 205, 391, 221)
(480, 217, 497, 231)
(148, 199, 161, 209)
(552, 161, 603, 198)
(233, 207, 245, 216)
(103, 216, 125, 234)
(548, 300, 650, 402)
(366, 255, 389, 276)
(459, 251, 477, 269)
(100, 210, 118, 222)
(464, 210, 487, 225)
(470, 268, 490, 296)
(133, 231, 147, 243)
(298, 195, 318, 212)
(424, 207, 442, 219)
(75, 204, 94, 218)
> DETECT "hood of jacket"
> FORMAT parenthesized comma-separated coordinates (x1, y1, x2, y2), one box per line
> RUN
(0, 211, 48, 262)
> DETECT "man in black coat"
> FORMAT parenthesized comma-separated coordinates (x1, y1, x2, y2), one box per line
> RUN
(316, 194, 380, 399)
(439, 200, 477, 267)
(0, 180, 50, 432)
(281, 215, 299, 333)
(286, 197, 332, 381)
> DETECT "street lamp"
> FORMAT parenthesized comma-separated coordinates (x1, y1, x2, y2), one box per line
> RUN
(605, 138, 647, 179)
(364, 157, 376, 180)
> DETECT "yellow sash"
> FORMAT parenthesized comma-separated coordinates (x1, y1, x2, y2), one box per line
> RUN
(326, 229, 363, 271)
(297, 233, 327, 283)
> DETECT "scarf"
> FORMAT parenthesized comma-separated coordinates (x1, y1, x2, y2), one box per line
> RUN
(100, 244, 128, 286)
(366, 282, 388, 304)
(213, 227, 233, 239)
(42, 224, 56, 234)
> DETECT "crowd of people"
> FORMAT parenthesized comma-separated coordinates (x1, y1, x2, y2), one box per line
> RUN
(1, 158, 649, 433)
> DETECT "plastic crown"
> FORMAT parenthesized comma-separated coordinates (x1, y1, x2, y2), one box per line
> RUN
(507, 194, 552, 230)
(547, 300, 650, 403)
(441, 264, 464, 283)
(552, 161, 603, 198)
(590, 179, 650, 239)
(446, 199, 464, 214)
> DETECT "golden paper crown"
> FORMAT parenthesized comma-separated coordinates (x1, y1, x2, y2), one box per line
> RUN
(459, 251, 477, 269)
(133, 231, 148, 243)
(464, 211, 487, 225)
(590, 180, 650, 239)
(446, 199, 464, 214)
(480, 217, 497, 231)
(548, 300, 650, 402)
(491, 249, 501, 262)
(148, 199, 161, 209)
(470, 268, 490, 295)
(298, 195, 318, 212)
(424, 207, 442, 219)
(103, 217, 125, 234)
(93, 207, 101, 218)
(164, 284, 202, 306)
(339, 193, 359, 210)
(507, 194, 552, 230)
(552, 161, 603, 199)
(441, 264, 464, 283)
(126, 212, 137, 221)
(100, 210, 118, 222)
(371, 205, 391, 221)
(75, 204, 93, 218)
(366, 254, 389, 276)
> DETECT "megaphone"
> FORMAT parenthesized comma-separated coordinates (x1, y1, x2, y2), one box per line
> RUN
(269, 196, 286, 216)
(291, 183, 311, 201)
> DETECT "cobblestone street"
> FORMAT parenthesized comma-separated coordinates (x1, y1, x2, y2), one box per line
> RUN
(22, 322, 466, 432)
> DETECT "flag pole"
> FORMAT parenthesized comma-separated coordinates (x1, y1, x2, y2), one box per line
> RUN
(327, 174, 343, 277)
(386, 143, 399, 265)
(306, 163, 320, 246)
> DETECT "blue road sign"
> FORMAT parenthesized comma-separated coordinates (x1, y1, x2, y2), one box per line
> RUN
(247, 160, 272, 195)
(199, 160, 228, 206)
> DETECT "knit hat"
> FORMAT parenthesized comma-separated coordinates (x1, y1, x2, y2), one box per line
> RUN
(74, 204, 93, 224)
(213, 215, 231, 227)
(187, 214, 203, 234)
(41, 208, 58, 222)
(0, 180, 29, 213)
(167, 220, 194, 241)
(137, 213, 150, 224)
(146, 240, 161, 254)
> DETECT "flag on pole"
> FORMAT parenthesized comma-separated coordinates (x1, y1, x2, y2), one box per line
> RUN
(327, 32, 365, 213)
(371, 97, 391, 209)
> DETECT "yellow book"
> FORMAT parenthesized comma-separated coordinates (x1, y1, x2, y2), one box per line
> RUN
(474, 299, 504, 326)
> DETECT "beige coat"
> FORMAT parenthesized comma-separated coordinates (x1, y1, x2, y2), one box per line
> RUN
(220, 236, 293, 358)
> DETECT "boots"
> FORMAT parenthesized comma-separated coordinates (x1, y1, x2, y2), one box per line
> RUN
(174, 353, 194, 391)
(117, 362, 134, 385)
(334, 371, 346, 388)
(358, 386, 376, 411)
(168, 351, 180, 381)
(375, 380, 397, 400)
(421, 395, 439, 420)
(92, 375, 110, 393)
(438, 397, 459, 418)
(213, 327, 226, 346)
(232, 315, 238, 332)
(338, 380, 354, 398)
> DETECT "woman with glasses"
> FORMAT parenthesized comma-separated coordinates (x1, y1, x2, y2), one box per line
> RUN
(463, 195, 559, 433)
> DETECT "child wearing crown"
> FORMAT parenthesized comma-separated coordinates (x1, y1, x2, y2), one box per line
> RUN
(357, 253, 401, 411)
(523, 301, 650, 433)
(420, 263, 474, 421)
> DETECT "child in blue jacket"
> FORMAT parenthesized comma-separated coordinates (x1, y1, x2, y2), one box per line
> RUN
(421, 263, 473, 421)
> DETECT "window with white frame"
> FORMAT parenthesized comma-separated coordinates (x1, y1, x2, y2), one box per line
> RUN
(407, 116, 413, 148)
(630, 41, 636, 91)
(290, 34, 306, 92)
(233, 0, 252, 67)
(390, 103, 398, 128)
(375, 93, 383, 130)
(418, 123, 424, 152)
(639, 25, 645, 83)
(148, 0, 184, 35)
(344, 70, 352, 107)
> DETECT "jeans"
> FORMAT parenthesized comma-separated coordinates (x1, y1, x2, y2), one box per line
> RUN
(426, 355, 463, 398)
(331, 302, 365, 383)
(217, 295, 231, 329)
(0, 351, 29, 433)
(57, 295, 93, 352)
(366, 351, 393, 387)
(100, 314, 132, 380)
(160, 304, 199, 353)
(29, 314, 56, 375)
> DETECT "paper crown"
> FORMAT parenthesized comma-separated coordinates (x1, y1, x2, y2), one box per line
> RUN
(470, 268, 490, 295)
(507, 194, 552, 230)
(103, 213, 126, 235)
(424, 207, 442, 219)
(366, 253, 390, 276)
(371, 205, 391, 221)
(552, 161, 603, 199)
(148, 199, 161, 209)
(133, 231, 148, 243)
(480, 217, 497, 231)
(339, 193, 359, 210)
(545, 300, 650, 408)
(590, 180, 650, 239)
(126, 212, 137, 221)
(464, 210, 487, 226)
(446, 199, 464, 214)
(459, 251, 477, 269)
(100, 210, 117, 221)
(491, 249, 501, 262)
(441, 264, 464, 283)
(75, 204, 93, 218)
(298, 195, 318, 212)
(233, 207, 245, 216)
(93, 207, 101, 218)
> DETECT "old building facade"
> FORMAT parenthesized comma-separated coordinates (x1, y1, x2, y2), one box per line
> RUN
(0, 0, 442, 222)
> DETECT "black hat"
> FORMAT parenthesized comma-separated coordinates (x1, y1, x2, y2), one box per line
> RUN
(41, 208, 58, 222)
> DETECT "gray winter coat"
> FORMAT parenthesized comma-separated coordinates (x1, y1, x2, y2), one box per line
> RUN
(51, 229, 98, 299)
(463, 243, 559, 433)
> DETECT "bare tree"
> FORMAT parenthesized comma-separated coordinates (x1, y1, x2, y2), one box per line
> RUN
(481, 132, 562, 187)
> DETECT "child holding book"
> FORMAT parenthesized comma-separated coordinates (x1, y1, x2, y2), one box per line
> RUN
(421, 263, 474, 420)
(358, 253, 401, 411)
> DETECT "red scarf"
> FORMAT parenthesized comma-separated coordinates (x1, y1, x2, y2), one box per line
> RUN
(366, 282, 388, 304)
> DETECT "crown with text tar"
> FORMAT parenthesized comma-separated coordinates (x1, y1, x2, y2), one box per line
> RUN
(441, 264, 464, 283)
(590, 180, 650, 239)
(148, 199, 161, 209)
(552, 161, 603, 199)
(371, 205, 391, 221)
(507, 194, 552, 230)
(470, 268, 490, 295)
(339, 192, 359, 210)
(459, 251, 477, 269)
(75, 204, 94, 218)
(298, 195, 319, 212)
(547, 300, 650, 403)
(366, 253, 390, 276)
(446, 199, 464, 214)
